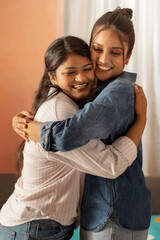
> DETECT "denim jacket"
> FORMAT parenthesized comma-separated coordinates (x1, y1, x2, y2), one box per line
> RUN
(40, 71, 151, 231)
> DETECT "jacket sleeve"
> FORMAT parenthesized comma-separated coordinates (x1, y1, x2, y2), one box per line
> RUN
(40, 80, 135, 152)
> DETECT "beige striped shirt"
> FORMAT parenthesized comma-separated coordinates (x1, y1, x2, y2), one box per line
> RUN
(0, 91, 137, 227)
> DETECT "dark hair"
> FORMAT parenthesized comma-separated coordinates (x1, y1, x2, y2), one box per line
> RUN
(90, 7, 135, 57)
(33, 36, 91, 114)
(15, 36, 91, 177)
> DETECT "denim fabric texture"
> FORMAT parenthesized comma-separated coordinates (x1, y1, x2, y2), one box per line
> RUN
(40, 71, 151, 231)
(0, 219, 75, 240)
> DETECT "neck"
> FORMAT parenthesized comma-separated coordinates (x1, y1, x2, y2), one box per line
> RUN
(74, 99, 85, 108)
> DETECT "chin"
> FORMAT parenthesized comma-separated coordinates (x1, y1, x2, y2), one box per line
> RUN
(95, 71, 110, 81)
(96, 74, 110, 81)
(96, 71, 120, 81)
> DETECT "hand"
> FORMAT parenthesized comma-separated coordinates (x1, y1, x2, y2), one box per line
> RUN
(12, 110, 34, 142)
(125, 84, 147, 147)
(134, 84, 147, 124)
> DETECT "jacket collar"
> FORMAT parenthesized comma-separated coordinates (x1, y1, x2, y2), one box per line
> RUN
(97, 71, 137, 92)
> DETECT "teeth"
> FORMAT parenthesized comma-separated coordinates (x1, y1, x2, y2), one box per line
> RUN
(73, 83, 88, 89)
(98, 65, 111, 71)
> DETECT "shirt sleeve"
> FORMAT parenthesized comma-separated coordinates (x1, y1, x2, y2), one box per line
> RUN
(47, 136, 137, 178)
(40, 80, 135, 152)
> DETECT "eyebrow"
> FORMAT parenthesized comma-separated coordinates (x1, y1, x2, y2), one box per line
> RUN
(93, 42, 123, 50)
(112, 47, 124, 50)
(63, 63, 92, 70)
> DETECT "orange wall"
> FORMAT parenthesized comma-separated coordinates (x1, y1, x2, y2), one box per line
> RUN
(0, 0, 64, 173)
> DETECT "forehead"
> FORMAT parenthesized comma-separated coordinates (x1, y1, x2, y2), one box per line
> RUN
(62, 54, 91, 67)
(57, 54, 92, 71)
(93, 28, 128, 49)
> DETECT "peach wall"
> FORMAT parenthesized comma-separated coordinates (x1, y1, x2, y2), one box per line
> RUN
(0, 0, 64, 173)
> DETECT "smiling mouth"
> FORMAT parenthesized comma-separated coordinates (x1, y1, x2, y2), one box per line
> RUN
(72, 83, 88, 89)
(98, 65, 112, 71)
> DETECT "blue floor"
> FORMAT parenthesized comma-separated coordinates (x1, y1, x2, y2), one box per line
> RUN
(71, 227, 80, 240)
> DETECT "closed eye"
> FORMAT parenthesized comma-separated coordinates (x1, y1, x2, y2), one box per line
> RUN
(93, 46, 102, 52)
(64, 72, 75, 75)
(111, 52, 121, 56)
(84, 68, 93, 72)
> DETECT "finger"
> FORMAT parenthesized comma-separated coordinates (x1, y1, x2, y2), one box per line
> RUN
(19, 110, 34, 119)
(12, 115, 33, 126)
(134, 85, 141, 103)
(135, 85, 146, 103)
(141, 92, 147, 108)
(12, 111, 34, 124)
(19, 133, 30, 142)
(134, 83, 142, 89)
(17, 115, 31, 122)
(15, 129, 27, 136)
(135, 84, 143, 93)
(138, 87, 147, 104)
(134, 83, 141, 88)
(12, 122, 28, 130)
(12, 116, 28, 124)
(135, 85, 140, 93)
(16, 130, 30, 142)
(17, 123, 28, 130)
(138, 86, 144, 95)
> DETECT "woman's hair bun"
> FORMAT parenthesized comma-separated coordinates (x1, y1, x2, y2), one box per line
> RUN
(114, 7, 133, 20)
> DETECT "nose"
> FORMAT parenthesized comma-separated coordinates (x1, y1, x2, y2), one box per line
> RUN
(75, 72, 87, 82)
(99, 51, 109, 65)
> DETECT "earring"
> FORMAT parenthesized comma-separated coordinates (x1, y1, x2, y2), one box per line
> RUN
(48, 72, 55, 84)
(48, 72, 52, 79)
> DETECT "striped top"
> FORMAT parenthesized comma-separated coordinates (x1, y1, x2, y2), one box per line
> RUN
(0, 91, 137, 227)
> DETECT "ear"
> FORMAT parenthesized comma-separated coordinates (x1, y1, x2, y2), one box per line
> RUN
(48, 72, 56, 84)
(125, 51, 132, 65)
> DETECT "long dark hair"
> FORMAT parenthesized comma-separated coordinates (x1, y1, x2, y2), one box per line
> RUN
(90, 7, 135, 58)
(16, 36, 91, 178)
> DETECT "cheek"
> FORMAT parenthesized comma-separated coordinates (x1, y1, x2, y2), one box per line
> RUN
(64, 79, 73, 88)
(89, 70, 95, 81)
(90, 50, 96, 62)
(114, 58, 124, 69)
(91, 55, 97, 70)
(57, 77, 71, 89)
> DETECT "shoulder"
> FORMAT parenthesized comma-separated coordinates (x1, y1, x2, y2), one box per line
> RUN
(35, 91, 79, 122)
(56, 91, 78, 110)
(110, 71, 136, 89)
(94, 72, 136, 106)
(102, 71, 136, 97)
(55, 92, 79, 120)
(34, 93, 57, 122)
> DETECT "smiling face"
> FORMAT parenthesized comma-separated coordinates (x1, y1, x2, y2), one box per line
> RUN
(52, 54, 95, 102)
(90, 28, 131, 81)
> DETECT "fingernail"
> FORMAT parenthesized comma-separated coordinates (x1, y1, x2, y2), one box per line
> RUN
(135, 86, 139, 91)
